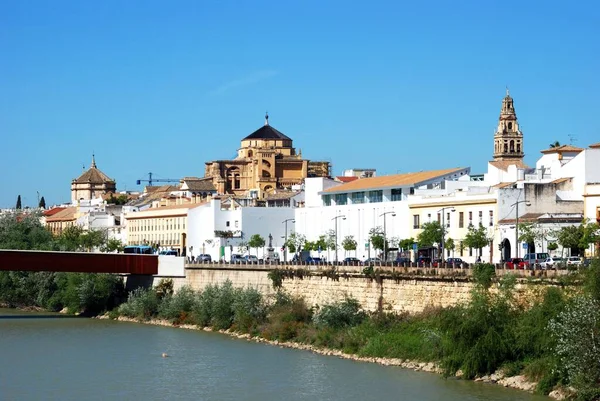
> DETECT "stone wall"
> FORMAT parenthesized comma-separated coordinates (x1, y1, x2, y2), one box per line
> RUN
(182, 266, 547, 314)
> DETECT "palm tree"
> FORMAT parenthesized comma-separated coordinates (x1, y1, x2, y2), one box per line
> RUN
(549, 141, 561, 148)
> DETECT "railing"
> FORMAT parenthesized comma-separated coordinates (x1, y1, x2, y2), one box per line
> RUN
(183, 259, 574, 277)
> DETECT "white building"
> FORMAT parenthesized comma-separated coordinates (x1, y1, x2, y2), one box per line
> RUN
(187, 198, 294, 262)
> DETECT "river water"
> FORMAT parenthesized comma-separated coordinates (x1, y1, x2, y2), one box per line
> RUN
(0, 309, 549, 401)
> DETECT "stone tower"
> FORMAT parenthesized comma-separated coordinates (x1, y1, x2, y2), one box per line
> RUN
(493, 89, 524, 161)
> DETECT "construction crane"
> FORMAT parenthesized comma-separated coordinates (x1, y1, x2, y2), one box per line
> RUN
(136, 172, 180, 186)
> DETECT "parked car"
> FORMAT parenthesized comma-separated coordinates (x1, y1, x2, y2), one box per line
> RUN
(540, 257, 563, 269)
(417, 256, 431, 267)
(343, 257, 361, 265)
(364, 257, 382, 264)
(395, 257, 411, 265)
(230, 254, 245, 264)
(431, 258, 443, 267)
(566, 256, 582, 266)
(197, 254, 212, 262)
(159, 249, 178, 256)
(265, 253, 280, 263)
(505, 258, 524, 269)
(446, 257, 465, 268)
(243, 255, 259, 264)
(306, 256, 323, 264)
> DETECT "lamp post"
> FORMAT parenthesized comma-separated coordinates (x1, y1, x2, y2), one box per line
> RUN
(282, 218, 295, 263)
(380, 211, 396, 262)
(438, 207, 455, 262)
(332, 214, 346, 264)
(511, 200, 531, 258)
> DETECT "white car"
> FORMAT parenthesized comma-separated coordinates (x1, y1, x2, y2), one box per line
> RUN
(540, 257, 563, 269)
(566, 256, 582, 266)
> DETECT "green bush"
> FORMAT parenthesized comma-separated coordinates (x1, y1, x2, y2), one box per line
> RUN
(118, 287, 159, 320)
(158, 286, 196, 323)
(313, 297, 365, 329)
(232, 287, 266, 333)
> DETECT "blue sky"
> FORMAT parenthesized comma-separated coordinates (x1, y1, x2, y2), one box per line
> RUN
(1, 0, 598, 208)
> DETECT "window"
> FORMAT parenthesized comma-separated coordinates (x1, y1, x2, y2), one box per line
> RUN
(323, 195, 331, 206)
(335, 193, 347, 205)
(479, 211, 483, 225)
(460, 242, 464, 256)
(427, 213, 431, 222)
(235, 220, 239, 228)
(413, 214, 420, 229)
(446, 212, 450, 228)
(459, 212, 464, 228)
(410, 187, 415, 195)
(468, 211, 473, 226)
(368, 190, 382, 203)
(469, 247, 473, 257)
(391, 188, 402, 201)
(437, 213, 441, 223)
(226, 221, 230, 227)
(351, 192, 365, 204)
(489, 210, 494, 227)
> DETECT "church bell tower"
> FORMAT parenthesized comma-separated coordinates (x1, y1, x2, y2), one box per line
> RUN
(493, 89, 524, 161)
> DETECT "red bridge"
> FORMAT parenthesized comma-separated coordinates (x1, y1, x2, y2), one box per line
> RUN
(0, 250, 158, 275)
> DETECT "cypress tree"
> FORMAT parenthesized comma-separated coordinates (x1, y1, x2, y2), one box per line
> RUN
(39, 196, 46, 209)
(16, 195, 22, 210)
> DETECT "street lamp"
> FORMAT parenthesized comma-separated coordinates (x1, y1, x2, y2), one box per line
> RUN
(380, 211, 396, 262)
(331, 214, 346, 264)
(282, 218, 295, 263)
(438, 207, 455, 262)
(511, 200, 531, 259)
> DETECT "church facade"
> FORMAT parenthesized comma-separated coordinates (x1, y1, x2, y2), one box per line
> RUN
(204, 114, 330, 198)
(71, 156, 116, 203)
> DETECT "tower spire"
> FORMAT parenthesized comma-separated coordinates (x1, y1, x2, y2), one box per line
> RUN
(264, 111, 269, 126)
(493, 90, 524, 161)
(91, 154, 97, 169)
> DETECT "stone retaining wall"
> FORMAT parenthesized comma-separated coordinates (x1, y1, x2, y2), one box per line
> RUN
(182, 266, 552, 313)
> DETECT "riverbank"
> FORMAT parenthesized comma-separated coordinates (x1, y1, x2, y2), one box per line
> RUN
(104, 314, 569, 400)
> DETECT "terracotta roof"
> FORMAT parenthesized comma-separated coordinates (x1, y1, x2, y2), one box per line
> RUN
(488, 160, 529, 171)
(550, 177, 571, 185)
(182, 178, 216, 192)
(590, 142, 600, 149)
(43, 207, 67, 217)
(492, 182, 516, 189)
(335, 176, 359, 183)
(498, 213, 544, 225)
(45, 207, 77, 222)
(540, 144, 584, 154)
(322, 167, 465, 193)
(265, 191, 299, 200)
(73, 165, 114, 184)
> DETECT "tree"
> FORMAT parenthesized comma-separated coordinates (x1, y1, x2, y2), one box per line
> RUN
(314, 235, 328, 254)
(518, 222, 540, 249)
(105, 238, 124, 253)
(549, 140, 561, 148)
(416, 221, 443, 248)
(445, 237, 455, 257)
(284, 232, 306, 255)
(0, 210, 54, 250)
(555, 222, 599, 256)
(56, 225, 84, 251)
(38, 196, 46, 209)
(368, 226, 386, 252)
(398, 238, 416, 251)
(79, 229, 106, 252)
(547, 242, 558, 252)
(15, 195, 22, 210)
(463, 224, 490, 258)
(248, 234, 265, 256)
(342, 235, 357, 256)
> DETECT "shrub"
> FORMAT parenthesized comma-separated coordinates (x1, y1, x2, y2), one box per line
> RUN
(158, 286, 196, 323)
(313, 297, 365, 329)
(232, 287, 267, 333)
(118, 287, 159, 320)
(549, 296, 600, 397)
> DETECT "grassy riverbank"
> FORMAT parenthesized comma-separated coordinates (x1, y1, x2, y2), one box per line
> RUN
(111, 263, 600, 401)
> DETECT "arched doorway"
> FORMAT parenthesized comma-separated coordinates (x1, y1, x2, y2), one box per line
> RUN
(502, 238, 511, 262)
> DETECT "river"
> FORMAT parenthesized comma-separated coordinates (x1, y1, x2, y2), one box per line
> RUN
(0, 309, 549, 401)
